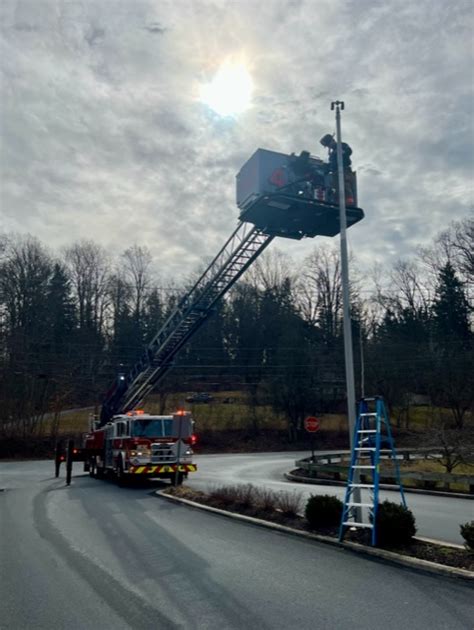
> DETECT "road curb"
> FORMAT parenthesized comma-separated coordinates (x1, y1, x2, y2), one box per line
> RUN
(156, 490, 474, 582)
(285, 471, 474, 500)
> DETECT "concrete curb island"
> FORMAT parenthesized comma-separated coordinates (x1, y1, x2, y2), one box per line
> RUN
(156, 489, 473, 582)
(285, 471, 474, 500)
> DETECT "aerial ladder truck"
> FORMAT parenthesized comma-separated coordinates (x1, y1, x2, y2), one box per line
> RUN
(56, 146, 364, 485)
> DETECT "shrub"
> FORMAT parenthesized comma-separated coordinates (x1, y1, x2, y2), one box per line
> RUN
(234, 483, 256, 509)
(375, 500, 417, 547)
(254, 487, 278, 512)
(208, 484, 240, 506)
(208, 484, 257, 509)
(305, 494, 343, 529)
(276, 490, 303, 518)
(460, 521, 474, 550)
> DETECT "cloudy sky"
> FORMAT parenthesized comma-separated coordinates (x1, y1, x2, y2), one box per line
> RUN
(1, 0, 473, 281)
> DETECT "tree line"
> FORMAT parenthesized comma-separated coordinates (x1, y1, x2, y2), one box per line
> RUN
(0, 217, 472, 442)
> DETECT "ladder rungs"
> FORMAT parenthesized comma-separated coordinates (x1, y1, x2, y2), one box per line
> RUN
(355, 447, 376, 451)
(360, 413, 377, 417)
(347, 503, 374, 508)
(343, 522, 374, 528)
(357, 430, 376, 433)
(349, 483, 375, 488)
(352, 465, 375, 469)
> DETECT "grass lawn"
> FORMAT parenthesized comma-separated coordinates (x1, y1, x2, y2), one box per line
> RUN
(47, 392, 349, 439)
(399, 459, 474, 475)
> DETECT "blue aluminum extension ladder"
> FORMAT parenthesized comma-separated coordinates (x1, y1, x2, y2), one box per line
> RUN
(339, 396, 407, 546)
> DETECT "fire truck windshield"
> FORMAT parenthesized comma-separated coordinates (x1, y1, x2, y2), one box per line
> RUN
(131, 419, 174, 438)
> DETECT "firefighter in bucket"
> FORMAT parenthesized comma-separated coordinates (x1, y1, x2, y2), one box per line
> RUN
(320, 134, 356, 206)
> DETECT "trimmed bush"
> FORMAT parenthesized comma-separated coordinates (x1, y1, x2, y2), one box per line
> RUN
(460, 521, 474, 550)
(375, 500, 417, 547)
(305, 494, 343, 529)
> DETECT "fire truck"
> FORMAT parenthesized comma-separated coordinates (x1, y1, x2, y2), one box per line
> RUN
(56, 141, 364, 486)
(82, 410, 197, 485)
(55, 409, 198, 485)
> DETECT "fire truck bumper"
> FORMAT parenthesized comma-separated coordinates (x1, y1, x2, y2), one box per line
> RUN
(127, 464, 197, 475)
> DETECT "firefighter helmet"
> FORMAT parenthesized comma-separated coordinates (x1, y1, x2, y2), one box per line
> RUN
(320, 134, 335, 148)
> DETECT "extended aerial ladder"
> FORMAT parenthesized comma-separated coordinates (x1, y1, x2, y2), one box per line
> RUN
(99, 146, 365, 425)
(100, 221, 274, 424)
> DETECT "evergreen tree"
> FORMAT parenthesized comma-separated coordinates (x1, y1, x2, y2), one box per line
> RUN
(46, 263, 76, 351)
(427, 262, 473, 428)
(432, 262, 471, 345)
(143, 288, 165, 343)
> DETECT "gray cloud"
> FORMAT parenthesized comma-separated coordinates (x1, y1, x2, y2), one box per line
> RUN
(144, 22, 166, 34)
(0, 0, 472, 283)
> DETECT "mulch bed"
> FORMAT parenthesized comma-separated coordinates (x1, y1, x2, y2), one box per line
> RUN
(165, 486, 474, 572)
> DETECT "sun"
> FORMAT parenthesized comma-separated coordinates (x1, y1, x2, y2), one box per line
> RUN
(199, 61, 254, 117)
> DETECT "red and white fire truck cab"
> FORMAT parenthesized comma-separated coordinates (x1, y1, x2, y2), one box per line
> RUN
(83, 410, 197, 484)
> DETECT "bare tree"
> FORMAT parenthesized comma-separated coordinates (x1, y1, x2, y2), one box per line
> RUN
(64, 241, 110, 333)
(246, 249, 295, 293)
(122, 244, 153, 321)
(107, 272, 132, 335)
(427, 412, 474, 474)
(298, 246, 343, 341)
(0, 235, 54, 437)
(451, 217, 474, 288)
(419, 217, 474, 295)
(389, 259, 431, 315)
(0, 233, 8, 260)
(0, 235, 53, 330)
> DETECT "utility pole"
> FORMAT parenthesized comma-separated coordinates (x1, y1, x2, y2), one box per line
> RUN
(360, 325, 365, 398)
(331, 100, 361, 512)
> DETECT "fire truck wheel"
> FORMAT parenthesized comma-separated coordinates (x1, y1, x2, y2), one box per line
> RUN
(175, 473, 185, 486)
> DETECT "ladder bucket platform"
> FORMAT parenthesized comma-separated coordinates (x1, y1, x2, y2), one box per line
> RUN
(239, 193, 364, 240)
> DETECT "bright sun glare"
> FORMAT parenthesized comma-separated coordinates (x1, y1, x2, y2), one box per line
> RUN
(199, 61, 253, 117)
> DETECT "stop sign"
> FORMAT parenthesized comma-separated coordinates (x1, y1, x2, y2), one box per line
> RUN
(304, 416, 320, 432)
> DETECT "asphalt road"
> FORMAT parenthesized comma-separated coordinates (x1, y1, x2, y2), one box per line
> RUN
(0, 460, 473, 630)
(185, 452, 474, 546)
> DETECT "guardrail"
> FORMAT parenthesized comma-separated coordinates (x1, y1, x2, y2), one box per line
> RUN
(295, 450, 474, 494)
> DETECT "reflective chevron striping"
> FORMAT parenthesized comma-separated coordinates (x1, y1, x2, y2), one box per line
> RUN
(128, 464, 198, 474)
